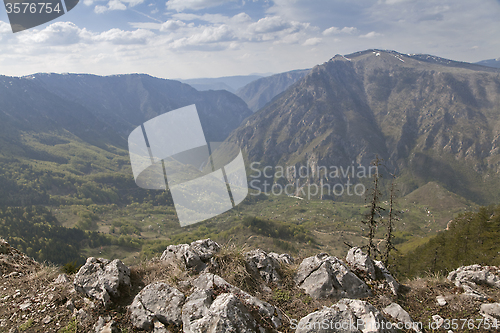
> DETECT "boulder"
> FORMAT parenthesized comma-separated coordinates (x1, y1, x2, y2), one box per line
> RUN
(160, 239, 220, 272)
(447, 265, 500, 300)
(295, 299, 397, 333)
(295, 253, 372, 299)
(480, 303, 500, 322)
(294, 306, 359, 333)
(383, 303, 422, 333)
(94, 316, 118, 333)
(346, 247, 377, 280)
(129, 282, 185, 330)
(245, 249, 281, 284)
(448, 265, 500, 289)
(182, 290, 258, 333)
(73, 257, 131, 307)
(192, 273, 282, 329)
(269, 252, 294, 264)
(373, 261, 400, 296)
(335, 299, 398, 333)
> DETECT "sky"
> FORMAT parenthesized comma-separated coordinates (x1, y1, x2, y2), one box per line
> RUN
(0, 0, 499, 79)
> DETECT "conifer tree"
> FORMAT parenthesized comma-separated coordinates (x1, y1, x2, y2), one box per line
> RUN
(363, 156, 384, 258)
(383, 176, 399, 266)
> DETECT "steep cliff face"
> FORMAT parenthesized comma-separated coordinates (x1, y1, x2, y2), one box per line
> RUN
(224, 50, 500, 203)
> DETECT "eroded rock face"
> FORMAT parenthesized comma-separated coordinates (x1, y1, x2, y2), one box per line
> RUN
(191, 273, 282, 329)
(295, 253, 372, 300)
(245, 249, 281, 284)
(182, 289, 258, 333)
(160, 239, 220, 272)
(129, 282, 185, 330)
(73, 257, 131, 307)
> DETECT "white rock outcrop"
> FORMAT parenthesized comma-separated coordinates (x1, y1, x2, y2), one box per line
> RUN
(295, 253, 372, 299)
(73, 257, 131, 307)
(160, 239, 220, 272)
(129, 282, 185, 330)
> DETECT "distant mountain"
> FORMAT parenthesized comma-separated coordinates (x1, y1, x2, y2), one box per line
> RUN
(475, 58, 500, 69)
(179, 75, 266, 93)
(236, 69, 310, 112)
(0, 73, 253, 207)
(30, 73, 253, 142)
(221, 49, 500, 204)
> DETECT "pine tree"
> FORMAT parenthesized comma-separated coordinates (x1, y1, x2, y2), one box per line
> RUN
(363, 156, 384, 258)
(383, 176, 399, 266)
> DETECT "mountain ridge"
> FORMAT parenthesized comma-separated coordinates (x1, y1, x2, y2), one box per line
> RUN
(221, 49, 500, 204)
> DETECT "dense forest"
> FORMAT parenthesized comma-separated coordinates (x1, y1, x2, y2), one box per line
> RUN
(394, 205, 500, 279)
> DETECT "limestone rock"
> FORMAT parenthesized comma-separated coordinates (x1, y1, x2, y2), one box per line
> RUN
(191, 273, 282, 329)
(335, 299, 398, 333)
(295, 253, 372, 299)
(54, 273, 70, 284)
(383, 303, 422, 333)
(245, 249, 281, 284)
(129, 282, 185, 330)
(480, 303, 500, 322)
(269, 252, 294, 264)
(447, 265, 500, 300)
(296, 298, 397, 333)
(295, 306, 359, 333)
(373, 261, 400, 296)
(73, 257, 131, 307)
(448, 265, 500, 289)
(346, 247, 377, 280)
(160, 239, 220, 272)
(183, 290, 258, 333)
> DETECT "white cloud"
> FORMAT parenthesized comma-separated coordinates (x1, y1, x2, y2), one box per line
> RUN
(108, 0, 127, 10)
(303, 37, 322, 46)
(166, 0, 235, 12)
(359, 31, 383, 38)
(160, 20, 186, 32)
(17, 22, 88, 45)
(94, 0, 144, 13)
(249, 16, 290, 34)
(94, 28, 154, 44)
(323, 26, 357, 36)
(129, 22, 162, 30)
(173, 25, 234, 46)
(94, 5, 108, 13)
(0, 21, 11, 34)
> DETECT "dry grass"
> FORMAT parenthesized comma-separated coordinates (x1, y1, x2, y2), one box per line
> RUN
(208, 242, 261, 295)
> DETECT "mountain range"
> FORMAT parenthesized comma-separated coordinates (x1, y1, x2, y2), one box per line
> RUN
(2, 50, 500, 208)
(220, 50, 500, 204)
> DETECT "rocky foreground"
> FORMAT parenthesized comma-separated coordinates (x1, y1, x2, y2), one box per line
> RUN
(1, 238, 500, 332)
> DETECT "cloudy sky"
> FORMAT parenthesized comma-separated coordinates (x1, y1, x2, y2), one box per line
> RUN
(1, 0, 499, 79)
